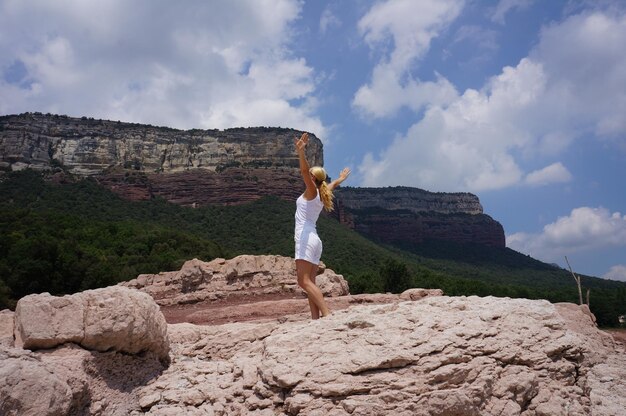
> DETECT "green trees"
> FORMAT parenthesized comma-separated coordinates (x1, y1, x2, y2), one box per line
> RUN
(381, 259, 413, 293)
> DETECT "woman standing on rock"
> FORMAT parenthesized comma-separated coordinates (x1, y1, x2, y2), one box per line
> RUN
(294, 132, 350, 319)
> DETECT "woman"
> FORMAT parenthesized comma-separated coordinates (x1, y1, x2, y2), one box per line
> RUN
(294, 132, 351, 319)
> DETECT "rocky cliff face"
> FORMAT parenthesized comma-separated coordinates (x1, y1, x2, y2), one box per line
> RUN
(0, 112, 323, 175)
(1, 112, 505, 246)
(335, 187, 506, 248)
(336, 187, 483, 215)
(0, 112, 320, 204)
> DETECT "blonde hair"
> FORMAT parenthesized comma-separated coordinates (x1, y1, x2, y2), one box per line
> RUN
(310, 166, 334, 212)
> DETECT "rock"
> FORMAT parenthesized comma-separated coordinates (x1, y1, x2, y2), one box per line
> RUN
(14, 292, 84, 349)
(0, 309, 14, 347)
(400, 288, 444, 300)
(0, 346, 73, 416)
(14, 286, 169, 361)
(121, 255, 350, 306)
(38, 344, 166, 416)
(136, 296, 625, 415)
(316, 268, 350, 297)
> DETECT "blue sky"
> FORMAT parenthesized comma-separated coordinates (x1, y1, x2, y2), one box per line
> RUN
(1, 0, 625, 281)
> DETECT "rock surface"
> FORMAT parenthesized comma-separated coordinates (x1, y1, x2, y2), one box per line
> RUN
(120, 255, 350, 307)
(135, 296, 625, 415)
(2, 291, 625, 415)
(0, 309, 14, 347)
(14, 286, 169, 361)
(0, 347, 73, 416)
(0, 342, 167, 416)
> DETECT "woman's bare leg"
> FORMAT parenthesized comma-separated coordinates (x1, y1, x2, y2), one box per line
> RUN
(307, 263, 320, 319)
(296, 260, 330, 318)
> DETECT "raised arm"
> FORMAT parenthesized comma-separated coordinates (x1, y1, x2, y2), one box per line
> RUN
(295, 132, 318, 199)
(328, 167, 351, 191)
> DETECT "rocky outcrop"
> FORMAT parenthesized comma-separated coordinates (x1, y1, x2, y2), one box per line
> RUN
(14, 286, 169, 361)
(335, 187, 505, 248)
(141, 297, 625, 415)
(1, 341, 167, 416)
(121, 255, 350, 307)
(2, 287, 625, 415)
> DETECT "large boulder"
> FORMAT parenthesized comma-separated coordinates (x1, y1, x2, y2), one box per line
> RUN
(14, 286, 169, 361)
(122, 255, 351, 306)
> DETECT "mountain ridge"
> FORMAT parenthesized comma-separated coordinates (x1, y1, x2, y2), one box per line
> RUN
(1, 112, 505, 247)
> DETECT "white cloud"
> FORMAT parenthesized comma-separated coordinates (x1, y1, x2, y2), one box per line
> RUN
(453, 25, 498, 52)
(358, 10, 626, 191)
(507, 207, 626, 262)
(490, 0, 535, 24)
(602, 265, 626, 282)
(320, 6, 341, 34)
(0, 0, 327, 137)
(353, 0, 464, 118)
(524, 162, 572, 187)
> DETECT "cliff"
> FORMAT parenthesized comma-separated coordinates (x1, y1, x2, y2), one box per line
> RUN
(0, 112, 323, 175)
(335, 187, 506, 248)
(0, 112, 320, 204)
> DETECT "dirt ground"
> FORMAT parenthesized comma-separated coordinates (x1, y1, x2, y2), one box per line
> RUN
(160, 292, 402, 326)
(160, 293, 307, 325)
(605, 328, 626, 351)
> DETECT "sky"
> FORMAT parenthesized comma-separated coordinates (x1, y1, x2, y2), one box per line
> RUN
(1, 0, 625, 281)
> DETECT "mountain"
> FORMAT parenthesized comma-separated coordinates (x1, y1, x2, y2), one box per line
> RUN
(335, 187, 504, 247)
(1, 112, 504, 246)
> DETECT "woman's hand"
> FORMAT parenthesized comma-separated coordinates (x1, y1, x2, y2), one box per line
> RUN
(328, 167, 351, 191)
(338, 167, 351, 181)
(295, 132, 309, 153)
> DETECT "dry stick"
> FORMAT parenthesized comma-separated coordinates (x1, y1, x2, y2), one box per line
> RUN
(586, 288, 590, 308)
(565, 256, 583, 305)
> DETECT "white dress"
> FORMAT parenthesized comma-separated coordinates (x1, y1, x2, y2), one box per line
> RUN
(294, 190, 324, 264)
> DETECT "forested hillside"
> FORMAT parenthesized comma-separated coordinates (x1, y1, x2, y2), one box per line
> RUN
(1, 170, 624, 326)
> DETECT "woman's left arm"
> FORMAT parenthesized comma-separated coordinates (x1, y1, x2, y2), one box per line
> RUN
(328, 167, 351, 191)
